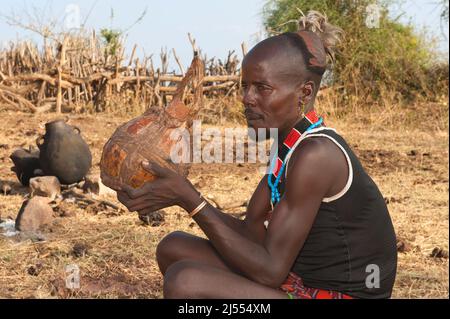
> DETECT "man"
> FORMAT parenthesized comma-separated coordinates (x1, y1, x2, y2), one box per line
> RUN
(117, 11, 397, 299)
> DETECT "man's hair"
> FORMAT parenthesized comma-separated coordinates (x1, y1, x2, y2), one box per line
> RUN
(281, 11, 344, 77)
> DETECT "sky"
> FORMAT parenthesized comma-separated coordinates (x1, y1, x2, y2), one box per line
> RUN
(0, 0, 448, 70)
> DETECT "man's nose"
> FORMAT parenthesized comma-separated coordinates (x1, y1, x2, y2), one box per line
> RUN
(242, 86, 256, 107)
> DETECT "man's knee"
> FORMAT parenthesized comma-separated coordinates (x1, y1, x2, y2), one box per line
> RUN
(163, 260, 201, 299)
(156, 231, 189, 263)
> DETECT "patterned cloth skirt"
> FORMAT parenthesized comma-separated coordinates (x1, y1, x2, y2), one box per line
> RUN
(280, 272, 355, 299)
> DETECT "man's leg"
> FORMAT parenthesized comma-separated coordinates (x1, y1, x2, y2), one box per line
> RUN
(163, 260, 288, 299)
(156, 231, 239, 275)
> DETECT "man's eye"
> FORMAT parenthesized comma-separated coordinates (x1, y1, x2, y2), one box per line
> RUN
(257, 85, 271, 92)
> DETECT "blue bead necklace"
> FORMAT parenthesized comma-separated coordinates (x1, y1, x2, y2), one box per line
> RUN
(267, 114, 323, 210)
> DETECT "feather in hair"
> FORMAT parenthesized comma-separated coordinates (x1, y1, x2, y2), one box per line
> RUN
(297, 10, 344, 64)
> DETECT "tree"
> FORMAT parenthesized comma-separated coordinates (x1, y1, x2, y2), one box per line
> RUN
(262, 0, 446, 103)
(100, 7, 147, 59)
(441, 0, 449, 23)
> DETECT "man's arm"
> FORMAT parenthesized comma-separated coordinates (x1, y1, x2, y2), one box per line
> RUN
(188, 175, 273, 244)
(184, 138, 341, 287)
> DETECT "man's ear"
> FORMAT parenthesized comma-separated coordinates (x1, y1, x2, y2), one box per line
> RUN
(298, 81, 315, 106)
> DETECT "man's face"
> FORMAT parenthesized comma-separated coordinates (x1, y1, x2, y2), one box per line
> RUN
(241, 48, 302, 139)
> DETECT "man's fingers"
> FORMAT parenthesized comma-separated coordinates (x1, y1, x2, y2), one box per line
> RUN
(117, 192, 148, 212)
(142, 160, 173, 178)
(122, 184, 145, 199)
(122, 181, 160, 199)
(130, 202, 167, 213)
(117, 191, 131, 205)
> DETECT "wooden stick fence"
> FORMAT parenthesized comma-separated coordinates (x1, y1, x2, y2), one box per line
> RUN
(0, 35, 243, 113)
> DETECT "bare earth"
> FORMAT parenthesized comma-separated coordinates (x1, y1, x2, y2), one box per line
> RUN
(0, 105, 448, 299)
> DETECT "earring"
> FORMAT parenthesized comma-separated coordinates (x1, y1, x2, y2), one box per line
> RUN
(298, 99, 304, 117)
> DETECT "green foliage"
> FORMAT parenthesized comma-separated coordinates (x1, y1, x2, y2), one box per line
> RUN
(99, 7, 148, 58)
(262, 0, 448, 104)
(100, 28, 122, 56)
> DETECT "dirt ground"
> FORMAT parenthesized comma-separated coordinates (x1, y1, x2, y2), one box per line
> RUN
(0, 103, 448, 299)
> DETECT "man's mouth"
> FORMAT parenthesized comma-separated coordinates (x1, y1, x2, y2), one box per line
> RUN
(244, 110, 263, 121)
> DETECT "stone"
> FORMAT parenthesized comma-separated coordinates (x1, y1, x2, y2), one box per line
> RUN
(29, 176, 61, 201)
(72, 242, 90, 258)
(83, 174, 116, 197)
(396, 239, 410, 253)
(430, 247, 449, 259)
(27, 262, 43, 276)
(138, 210, 165, 227)
(15, 196, 55, 232)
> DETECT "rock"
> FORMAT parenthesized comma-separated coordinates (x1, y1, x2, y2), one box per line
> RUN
(396, 238, 410, 253)
(27, 262, 43, 276)
(29, 176, 61, 200)
(83, 174, 116, 197)
(138, 210, 165, 227)
(430, 247, 449, 259)
(72, 242, 89, 258)
(15, 196, 55, 232)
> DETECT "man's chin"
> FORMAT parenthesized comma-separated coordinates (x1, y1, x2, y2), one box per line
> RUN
(247, 126, 273, 142)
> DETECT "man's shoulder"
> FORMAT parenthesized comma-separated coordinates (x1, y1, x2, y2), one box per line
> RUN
(291, 134, 338, 162)
(287, 133, 347, 179)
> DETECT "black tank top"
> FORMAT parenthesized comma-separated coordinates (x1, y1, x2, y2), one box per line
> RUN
(281, 127, 397, 299)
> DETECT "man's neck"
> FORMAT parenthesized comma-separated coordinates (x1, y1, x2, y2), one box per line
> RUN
(279, 127, 293, 144)
(278, 107, 316, 143)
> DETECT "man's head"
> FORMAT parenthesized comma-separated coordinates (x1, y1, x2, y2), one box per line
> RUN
(242, 11, 343, 136)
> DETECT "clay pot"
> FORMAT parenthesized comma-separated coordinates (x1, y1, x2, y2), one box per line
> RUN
(37, 119, 92, 185)
(100, 54, 204, 191)
(10, 147, 42, 186)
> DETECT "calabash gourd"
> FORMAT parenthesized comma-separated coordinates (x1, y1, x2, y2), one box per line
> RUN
(100, 54, 204, 192)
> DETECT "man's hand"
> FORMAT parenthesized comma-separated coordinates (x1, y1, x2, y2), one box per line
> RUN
(116, 161, 200, 213)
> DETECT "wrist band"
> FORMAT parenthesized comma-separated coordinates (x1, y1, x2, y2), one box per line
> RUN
(189, 200, 208, 218)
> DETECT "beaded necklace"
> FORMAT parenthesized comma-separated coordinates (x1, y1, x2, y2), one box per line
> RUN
(267, 110, 323, 213)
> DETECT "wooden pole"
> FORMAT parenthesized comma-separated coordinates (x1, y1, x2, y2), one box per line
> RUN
(172, 48, 185, 76)
(241, 42, 248, 57)
(56, 66, 62, 113)
(135, 59, 141, 108)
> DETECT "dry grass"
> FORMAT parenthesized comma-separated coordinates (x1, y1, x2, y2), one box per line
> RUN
(0, 97, 448, 299)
